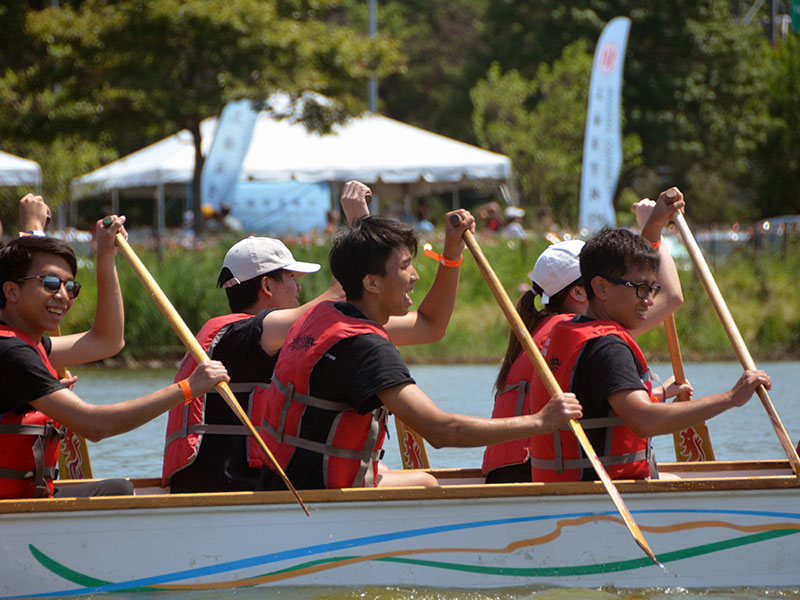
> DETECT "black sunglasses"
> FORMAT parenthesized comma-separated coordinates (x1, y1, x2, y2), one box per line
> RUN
(17, 275, 81, 299)
(604, 275, 660, 299)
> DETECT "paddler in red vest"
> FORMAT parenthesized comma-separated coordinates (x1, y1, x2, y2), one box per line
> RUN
(484, 188, 691, 483)
(165, 181, 490, 492)
(255, 215, 583, 490)
(163, 231, 333, 493)
(0, 231, 229, 500)
(529, 214, 771, 482)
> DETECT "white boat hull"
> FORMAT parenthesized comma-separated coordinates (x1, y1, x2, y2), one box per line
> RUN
(1, 461, 799, 597)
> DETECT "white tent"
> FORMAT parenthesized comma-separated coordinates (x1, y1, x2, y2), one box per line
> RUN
(0, 150, 41, 187)
(70, 111, 511, 232)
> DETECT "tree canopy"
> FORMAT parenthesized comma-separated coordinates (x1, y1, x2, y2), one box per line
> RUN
(2, 0, 798, 229)
(1, 0, 401, 227)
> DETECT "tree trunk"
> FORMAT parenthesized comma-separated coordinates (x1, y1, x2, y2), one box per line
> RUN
(190, 120, 205, 236)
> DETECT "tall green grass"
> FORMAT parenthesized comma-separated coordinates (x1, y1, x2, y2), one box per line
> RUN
(61, 233, 800, 365)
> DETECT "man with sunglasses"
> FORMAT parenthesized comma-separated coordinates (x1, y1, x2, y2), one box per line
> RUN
(0, 230, 230, 500)
(529, 192, 771, 482)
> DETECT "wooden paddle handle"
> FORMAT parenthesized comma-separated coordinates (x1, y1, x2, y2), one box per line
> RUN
(664, 314, 716, 461)
(673, 211, 800, 476)
(52, 328, 94, 479)
(113, 233, 309, 514)
(450, 214, 660, 566)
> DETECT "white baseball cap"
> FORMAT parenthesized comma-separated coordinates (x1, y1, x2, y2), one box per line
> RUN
(218, 237, 320, 288)
(529, 239, 585, 305)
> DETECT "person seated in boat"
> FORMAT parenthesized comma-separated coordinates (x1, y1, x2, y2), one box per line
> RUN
(164, 181, 480, 493)
(527, 221, 771, 483)
(483, 188, 689, 484)
(253, 215, 583, 491)
(0, 234, 230, 500)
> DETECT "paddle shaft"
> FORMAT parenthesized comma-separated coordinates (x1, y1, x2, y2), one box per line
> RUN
(52, 328, 94, 479)
(663, 315, 716, 461)
(673, 211, 800, 476)
(450, 215, 659, 566)
(394, 417, 431, 469)
(113, 233, 309, 514)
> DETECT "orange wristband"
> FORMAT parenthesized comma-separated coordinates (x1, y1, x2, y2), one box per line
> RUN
(423, 244, 463, 268)
(651, 238, 662, 249)
(178, 379, 193, 404)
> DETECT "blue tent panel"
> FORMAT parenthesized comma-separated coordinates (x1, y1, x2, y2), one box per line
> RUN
(231, 181, 329, 235)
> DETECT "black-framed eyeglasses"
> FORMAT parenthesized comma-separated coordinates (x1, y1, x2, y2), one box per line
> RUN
(604, 275, 660, 299)
(16, 275, 81, 299)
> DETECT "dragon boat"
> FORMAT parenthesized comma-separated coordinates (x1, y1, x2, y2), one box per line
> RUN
(1, 459, 799, 597)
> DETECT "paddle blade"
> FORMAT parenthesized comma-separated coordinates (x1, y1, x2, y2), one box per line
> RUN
(58, 430, 93, 480)
(395, 417, 431, 469)
(568, 421, 661, 567)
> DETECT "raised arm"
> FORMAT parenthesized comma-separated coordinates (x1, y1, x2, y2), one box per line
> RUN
(18, 193, 51, 233)
(629, 187, 684, 336)
(384, 209, 475, 346)
(339, 180, 372, 224)
(50, 216, 127, 368)
(259, 277, 346, 355)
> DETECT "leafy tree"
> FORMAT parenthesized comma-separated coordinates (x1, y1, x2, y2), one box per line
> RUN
(471, 41, 642, 229)
(340, 0, 488, 143)
(475, 1, 773, 224)
(753, 34, 800, 218)
(2, 0, 401, 230)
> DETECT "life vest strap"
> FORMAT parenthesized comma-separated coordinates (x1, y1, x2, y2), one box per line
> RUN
(260, 420, 372, 461)
(165, 423, 249, 445)
(531, 448, 649, 472)
(271, 375, 351, 412)
(0, 422, 65, 437)
(0, 466, 58, 479)
(558, 416, 624, 431)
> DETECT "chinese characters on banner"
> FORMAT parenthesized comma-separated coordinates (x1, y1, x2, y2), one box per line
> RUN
(578, 16, 631, 234)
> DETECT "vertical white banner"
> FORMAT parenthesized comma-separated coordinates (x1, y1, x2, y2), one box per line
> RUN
(201, 99, 259, 212)
(578, 16, 631, 234)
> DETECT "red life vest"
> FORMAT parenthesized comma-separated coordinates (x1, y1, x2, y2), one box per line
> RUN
(481, 314, 573, 477)
(251, 302, 389, 489)
(161, 313, 258, 487)
(529, 318, 657, 482)
(0, 325, 64, 499)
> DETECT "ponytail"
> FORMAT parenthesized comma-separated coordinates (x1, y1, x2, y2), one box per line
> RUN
(492, 280, 580, 394)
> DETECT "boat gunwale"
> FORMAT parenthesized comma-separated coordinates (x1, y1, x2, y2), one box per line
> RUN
(1, 460, 797, 515)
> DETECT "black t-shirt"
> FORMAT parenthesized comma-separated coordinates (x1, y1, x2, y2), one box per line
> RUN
(569, 316, 646, 480)
(169, 309, 277, 494)
(0, 330, 64, 414)
(261, 302, 415, 490)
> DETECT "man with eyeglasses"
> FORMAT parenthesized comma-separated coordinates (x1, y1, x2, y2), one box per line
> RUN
(0, 223, 229, 500)
(529, 196, 771, 482)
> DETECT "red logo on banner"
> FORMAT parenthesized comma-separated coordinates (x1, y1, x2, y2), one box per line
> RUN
(598, 42, 619, 74)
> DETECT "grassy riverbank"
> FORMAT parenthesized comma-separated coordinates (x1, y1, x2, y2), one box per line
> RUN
(62, 231, 800, 366)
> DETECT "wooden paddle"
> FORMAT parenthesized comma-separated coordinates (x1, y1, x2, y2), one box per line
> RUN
(109, 223, 309, 514)
(53, 328, 94, 480)
(673, 211, 800, 477)
(664, 314, 716, 462)
(395, 418, 431, 469)
(450, 214, 660, 567)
